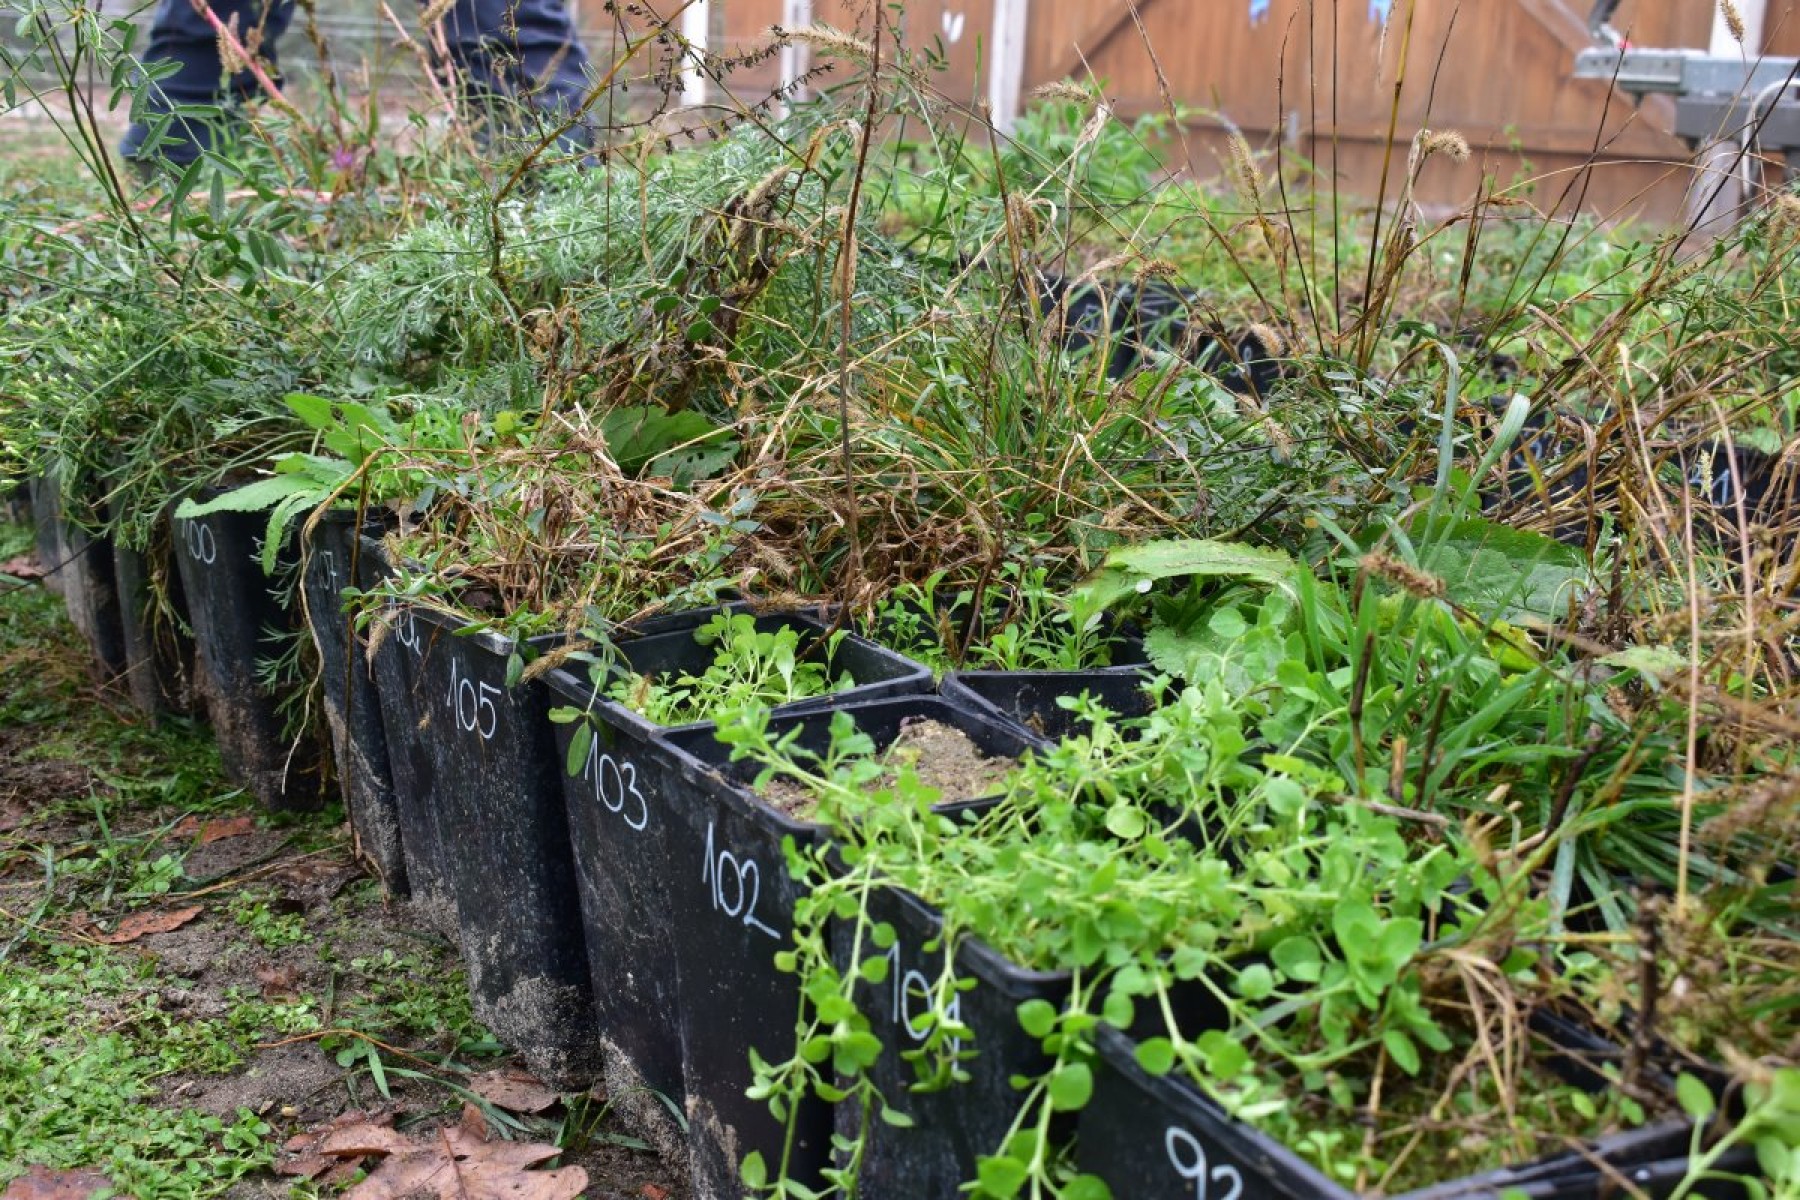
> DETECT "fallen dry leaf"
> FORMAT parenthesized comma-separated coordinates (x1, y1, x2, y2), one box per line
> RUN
(202, 815, 258, 842)
(469, 1067, 561, 1114)
(279, 1111, 392, 1183)
(91, 904, 203, 944)
(0, 1165, 113, 1199)
(255, 962, 303, 998)
(641, 1185, 671, 1200)
(319, 1121, 586, 1200)
(0, 556, 47, 582)
(171, 815, 258, 843)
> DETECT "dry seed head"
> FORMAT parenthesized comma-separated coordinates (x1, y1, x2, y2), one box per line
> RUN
(1031, 80, 1096, 106)
(1770, 193, 1800, 236)
(1132, 258, 1178, 284)
(1072, 101, 1114, 160)
(1720, 0, 1746, 44)
(419, 0, 455, 26)
(1073, 252, 1136, 289)
(1361, 551, 1446, 600)
(742, 164, 794, 221)
(783, 23, 875, 60)
(1246, 322, 1285, 358)
(1005, 192, 1042, 243)
(215, 13, 246, 73)
(1420, 129, 1471, 164)
(1226, 132, 1262, 205)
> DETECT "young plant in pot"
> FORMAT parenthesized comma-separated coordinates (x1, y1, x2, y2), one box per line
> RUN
(859, 563, 1147, 677)
(541, 605, 936, 1192)
(724, 606, 1769, 1198)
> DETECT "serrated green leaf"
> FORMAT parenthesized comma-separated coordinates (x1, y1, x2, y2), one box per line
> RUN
(1072, 538, 1297, 622)
(175, 476, 313, 518)
(1409, 516, 1591, 625)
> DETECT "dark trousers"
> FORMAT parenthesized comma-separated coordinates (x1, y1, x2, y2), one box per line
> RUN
(122, 0, 596, 163)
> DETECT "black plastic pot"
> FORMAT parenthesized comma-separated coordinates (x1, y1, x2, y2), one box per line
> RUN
(601, 607, 934, 725)
(537, 608, 934, 1154)
(27, 475, 64, 598)
(111, 521, 200, 720)
(399, 607, 599, 1086)
(2, 482, 28, 526)
(357, 538, 458, 936)
(171, 507, 325, 811)
(940, 666, 1157, 742)
(657, 693, 1036, 1197)
(29, 473, 126, 678)
(57, 513, 127, 679)
(1076, 1020, 1748, 1199)
(831, 887, 1070, 1199)
(299, 516, 405, 895)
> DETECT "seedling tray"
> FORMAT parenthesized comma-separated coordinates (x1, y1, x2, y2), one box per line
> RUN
(172, 505, 325, 811)
(300, 515, 405, 895)
(399, 605, 599, 1086)
(657, 694, 1038, 1198)
(940, 666, 1158, 742)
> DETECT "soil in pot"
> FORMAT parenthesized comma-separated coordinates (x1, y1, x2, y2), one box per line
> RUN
(657, 696, 1042, 1200)
(757, 717, 1017, 820)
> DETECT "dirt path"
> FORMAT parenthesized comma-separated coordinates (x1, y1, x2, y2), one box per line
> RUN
(0, 528, 690, 1200)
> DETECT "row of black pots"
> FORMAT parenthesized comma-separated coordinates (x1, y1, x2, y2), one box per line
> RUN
(27, 474, 206, 720)
(339, 569, 1739, 1197)
(22, 485, 1743, 1197)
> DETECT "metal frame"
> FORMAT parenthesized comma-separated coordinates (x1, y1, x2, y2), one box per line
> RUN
(1572, 6, 1800, 185)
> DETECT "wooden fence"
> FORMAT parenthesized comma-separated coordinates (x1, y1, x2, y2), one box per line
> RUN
(668, 0, 1800, 224)
(8, 0, 1793, 223)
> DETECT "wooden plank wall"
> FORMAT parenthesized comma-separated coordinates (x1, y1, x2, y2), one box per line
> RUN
(581, 1, 1800, 225)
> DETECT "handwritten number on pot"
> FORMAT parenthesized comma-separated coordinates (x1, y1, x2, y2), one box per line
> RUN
(182, 520, 217, 565)
(447, 656, 500, 740)
(1166, 1127, 1243, 1200)
(887, 943, 962, 1055)
(702, 820, 780, 939)
(582, 740, 648, 831)
(394, 606, 421, 657)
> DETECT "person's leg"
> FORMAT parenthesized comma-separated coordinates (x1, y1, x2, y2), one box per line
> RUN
(120, 0, 296, 167)
(438, 0, 596, 149)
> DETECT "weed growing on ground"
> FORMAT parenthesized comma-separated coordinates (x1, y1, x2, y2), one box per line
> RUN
(0, 944, 277, 1196)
